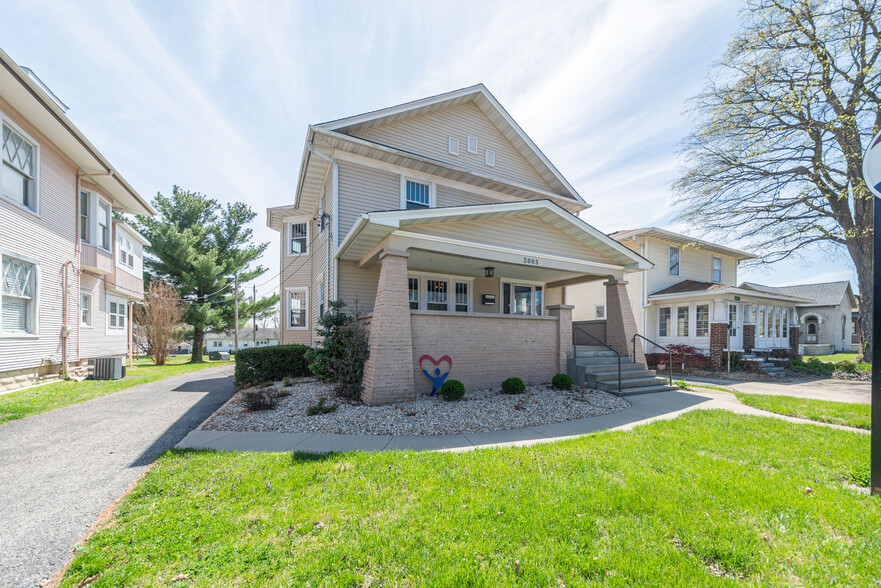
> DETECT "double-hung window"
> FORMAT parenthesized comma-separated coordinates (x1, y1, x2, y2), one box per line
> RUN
(2, 123, 37, 212)
(658, 307, 671, 337)
(287, 289, 307, 329)
(712, 257, 722, 283)
(677, 306, 689, 337)
(118, 234, 134, 269)
(696, 304, 709, 337)
(408, 274, 471, 312)
(98, 200, 110, 250)
(108, 298, 126, 330)
(408, 277, 419, 310)
(289, 222, 308, 255)
(426, 279, 448, 311)
(405, 180, 430, 209)
(80, 192, 90, 242)
(454, 282, 469, 312)
(81, 292, 92, 327)
(1, 256, 37, 334)
(668, 247, 680, 276)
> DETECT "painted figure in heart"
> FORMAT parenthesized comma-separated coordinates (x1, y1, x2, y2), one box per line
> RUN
(419, 354, 452, 396)
(422, 365, 449, 396)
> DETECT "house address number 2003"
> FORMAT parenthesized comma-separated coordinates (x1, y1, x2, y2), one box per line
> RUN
(522, 257, 539, 265)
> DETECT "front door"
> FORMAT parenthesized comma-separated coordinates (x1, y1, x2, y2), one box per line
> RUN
(728, 303, 742, 350)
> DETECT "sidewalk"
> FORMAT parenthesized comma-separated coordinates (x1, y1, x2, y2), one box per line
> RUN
(685, 375, 870, 404)
(176, 386, 868, 455)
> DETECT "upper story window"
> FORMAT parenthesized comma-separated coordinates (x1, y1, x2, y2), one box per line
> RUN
(467, 136, 478, 154)
(117, 233, 135, 269)
(2, 123, 38, 213)
(81, 291, 92, 327)
(287, 288, 307, 329)
(1, 255, 37, 334)
(289, 222, 308, 255)
(80, 192, 90, 242)
(485, 149, 496, 167)
(405, 180, 431, 210)
(98, 200, 110, 250)
(448, 137, 459, 155)
(712, 256, 722, 283)
(668, 246, 680, 276)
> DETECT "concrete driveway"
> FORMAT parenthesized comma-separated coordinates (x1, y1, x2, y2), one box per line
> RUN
(0, 364, 235, 587)
(690, 376, 870, 404)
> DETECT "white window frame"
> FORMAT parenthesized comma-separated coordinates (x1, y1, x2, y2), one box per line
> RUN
(594, 304, 606, 320)
(400, 176, 435, 210)
(695, 304, 710, 338)
(407, 271, 474, 313)
(116, 232, 135, 270)
(80, 191, 91, 243)
(0, 249, 40, 338)
(668, 246, 680, 276)
(658, 306, 671, 338)
(107, 295, 127, 332)
(80, 290, 93, 327)
(500, 279, 545, 316)
(97, 196, 112, 252)
(711, 256, 722, 283)
(318, 278, 325, 319)
(286, 219, 310, 256)
(1, 117, 40, 216)
(286, 287, 308, 330)
(676, 306, 690, 337)
(448, 137, 459, 155)
(467, 136, 478, 154)
(485, 149, 496, 167)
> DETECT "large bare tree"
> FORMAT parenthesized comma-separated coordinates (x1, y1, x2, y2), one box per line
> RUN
(674, 0, 880, 359)
(134, 280, 187, 366)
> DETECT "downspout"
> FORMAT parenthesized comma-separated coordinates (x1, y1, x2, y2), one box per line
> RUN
(637, 236, 651, 355)
(306, 141, 338, 305)
(60, 261, 72, 377)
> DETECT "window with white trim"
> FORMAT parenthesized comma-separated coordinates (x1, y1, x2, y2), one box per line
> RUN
(318, 280, 325, 319)
(728, 304, 738, 337)
(1, 256, 36, 334)
(594, 304, 606, 320)
(407, 273, 472, 313)
(501, 282, 543, 316)
(80, 191, 90, 243)
(98, 199, 110, 250)
(658, 307, 671, 337)
(668, 246, 680, 276)
(485, 149, 495, 166)
(426, 279, 448, 311)
(467, 136, 478, 154)
(696, 304, 709, 337)
(108, 297, 126, 330)
(405, 180, 431, 210)
(448, 137, 459, 155)
(677, 306, 689, 337)
(81, 291, 92, 327)
(289, 222, 308, 255)
(117, 233, 134, 269)
(454, 282, 468, 312)
(712, 256, 722, 283)
(408, 277, 419, 310)
(1, 123, 37, 212)
(287, 289, 307, 329)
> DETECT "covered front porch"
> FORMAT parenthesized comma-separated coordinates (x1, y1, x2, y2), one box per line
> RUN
(336, 201, 651, 405)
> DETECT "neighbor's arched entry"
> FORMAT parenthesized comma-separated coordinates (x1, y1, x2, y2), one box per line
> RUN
(805, 317, 819, 343)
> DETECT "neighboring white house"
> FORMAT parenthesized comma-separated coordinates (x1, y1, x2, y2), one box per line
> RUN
(0, 47, 154, 391)
(740, 281, 858, 355)
(204, 328, 280, 352)
(568, 227, 805, 357)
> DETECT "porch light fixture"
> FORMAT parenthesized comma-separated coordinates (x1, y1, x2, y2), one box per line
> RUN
(484, 266, 494, 278)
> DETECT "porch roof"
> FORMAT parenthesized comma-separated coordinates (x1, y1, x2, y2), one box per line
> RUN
(648, 280, 809, 303)
(337, 200, 653, 280)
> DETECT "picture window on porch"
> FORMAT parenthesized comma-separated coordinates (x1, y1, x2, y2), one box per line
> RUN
(455, 282, 468, 312)
(677, 306, 689, 337)
(696, 304, 709, 337)
(712, 257, 722, 282)
(658, 307, 671, 337)
(407, 273, 473, 313)
(502, 282, 543, 316)
(408, 277, 419, 310)
(668, 247, 680, 276)
(758, 308, 765, 337)
(405, 180, 431, 209)
(426, 279, 448, 311)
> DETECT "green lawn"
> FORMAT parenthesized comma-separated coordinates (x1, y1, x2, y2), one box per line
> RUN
(0, 355, 231, 426)
(734, 392, 871, 429)
(812, 353, 858, 363)
(62, 411, 879, 587)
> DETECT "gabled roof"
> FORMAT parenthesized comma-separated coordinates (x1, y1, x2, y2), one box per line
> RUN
(611, 227, 755, 261)
(648, 280, 809, 303)
(0, 47, 154, 216)
(739, 281, 856, 307)
(315, 84, 583, 203)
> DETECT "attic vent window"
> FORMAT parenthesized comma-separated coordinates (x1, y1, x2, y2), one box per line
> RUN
(485, 149, 495, 167)
(467, 136, 478, 153)
(448, 137, 459, 155)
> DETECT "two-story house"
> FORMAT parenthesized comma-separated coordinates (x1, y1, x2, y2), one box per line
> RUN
(568, 227, 805, 361)
(0, 47, 154, 391)
(268, 85, 655, 405)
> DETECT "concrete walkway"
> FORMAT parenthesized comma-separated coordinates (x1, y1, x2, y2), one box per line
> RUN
(0, 364, 236, 588)
(178, 386, 868, 455)
(686, 376, 870, 404)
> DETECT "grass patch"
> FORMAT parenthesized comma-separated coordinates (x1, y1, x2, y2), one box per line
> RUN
(734, 393, 871, 429)
(61, 411, 880, 587)
(812, 353, 858, 363)
(0, 355, 231, 425)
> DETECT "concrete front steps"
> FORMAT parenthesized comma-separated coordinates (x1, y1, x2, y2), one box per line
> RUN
(572, 345, 677, 396)
(742, 353, 787, 376)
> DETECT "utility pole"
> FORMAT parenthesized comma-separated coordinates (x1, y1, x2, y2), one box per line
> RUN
(253, 284, 257, 348)
(233, 274, 239, 354)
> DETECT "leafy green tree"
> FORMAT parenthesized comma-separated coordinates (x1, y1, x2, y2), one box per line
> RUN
(135, 186, 275, 361)
(674, 0, 879, 360)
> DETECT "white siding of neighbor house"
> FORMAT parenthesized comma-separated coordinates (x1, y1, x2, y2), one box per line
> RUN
(78, 273, 128, 359)
(350, 102, 553, 193)
(642, 236, 737, 295)
(0, 98, 81, 373)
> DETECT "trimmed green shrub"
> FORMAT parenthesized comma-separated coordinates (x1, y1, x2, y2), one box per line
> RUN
(234, 345, 310, 386)
(501, 377, 525, 395)
(440, 379, 466, 401)
(305, 300, 370, 400)
(787, 356, 835, 376)
(551, 373, 573, 390)
(241, 386, 279, 411)
(835, 360, 857, 373)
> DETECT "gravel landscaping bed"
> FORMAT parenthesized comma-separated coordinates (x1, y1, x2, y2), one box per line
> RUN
(203, 379, 631, 436)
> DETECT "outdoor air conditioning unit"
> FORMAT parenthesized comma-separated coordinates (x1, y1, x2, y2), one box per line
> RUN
(90, 357, 124, 380)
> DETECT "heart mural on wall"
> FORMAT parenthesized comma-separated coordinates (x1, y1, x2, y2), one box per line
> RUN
(419, 354, 452, 396)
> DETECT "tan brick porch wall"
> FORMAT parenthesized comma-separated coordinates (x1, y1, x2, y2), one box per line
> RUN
(410, 312, 560, 395)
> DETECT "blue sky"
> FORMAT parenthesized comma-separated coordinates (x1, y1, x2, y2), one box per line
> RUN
(1, 0, 859, 299)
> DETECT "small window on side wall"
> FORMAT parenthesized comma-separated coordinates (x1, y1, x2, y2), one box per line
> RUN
(658, 307, 671, 337)
(288, 289, 307, 329)
(405, 180, 430, 210)
(712, 256, 722, 282)
(1, 123, 37, 212)
(289, 222, 307, 255)
(485, 149, 495, 167)
(594, 305, 606, 320)
(668, 246, 680, 276)
(467, 136, 478, 154)
(448, 137, 459, 155)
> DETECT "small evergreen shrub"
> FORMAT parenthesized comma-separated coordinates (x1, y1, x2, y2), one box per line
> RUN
(501, 377, 525, 395)
(241, 386, 279, 411)
(305, 300, 370, 400)
(234, 345, 310, 386)
(787, 356, 835, 376)
(835, 360, 857, 373)
(306, 397, 339, 416)
(440, 379, 466, 401)
(551, 373, 573, 390)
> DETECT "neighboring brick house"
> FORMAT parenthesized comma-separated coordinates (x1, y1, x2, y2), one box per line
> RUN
(267, 84, 652, 405)
(204, 328, 280, 352)
(567, 227, 804, 363)
(0, 47, 154, 391)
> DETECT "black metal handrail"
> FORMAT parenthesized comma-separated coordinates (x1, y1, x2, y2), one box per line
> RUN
(573, 327, 621, 393)
(631, 334, 673, 385)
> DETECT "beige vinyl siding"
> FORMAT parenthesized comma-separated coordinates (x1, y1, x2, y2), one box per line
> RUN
(280, 214, 313, 345)
(435, 184, 498, 208)
(309, 175, 335, 340)
(0, 99, 85, 373)
(337, 160, 399, 244)
(351, 102, 553, 193)
(473, 276, 500, 313)
(644, 237, 738, 296)
(337, 260, 380, 315)
(403, 216, 618, 265)
(545, 286, 563, 307)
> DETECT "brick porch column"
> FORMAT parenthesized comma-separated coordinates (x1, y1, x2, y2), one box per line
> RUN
(361, 250, 414, 406)
(604, 279, 644, 364)
(789, 325, 799, 358)
(547, 304, 574, 373)
(742, 324, 756, 353)
(709, 322, 728, 367)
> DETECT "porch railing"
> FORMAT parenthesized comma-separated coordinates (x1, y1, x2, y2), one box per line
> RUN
(573, 327, 621, 394)
(631, 334, 673, 385)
